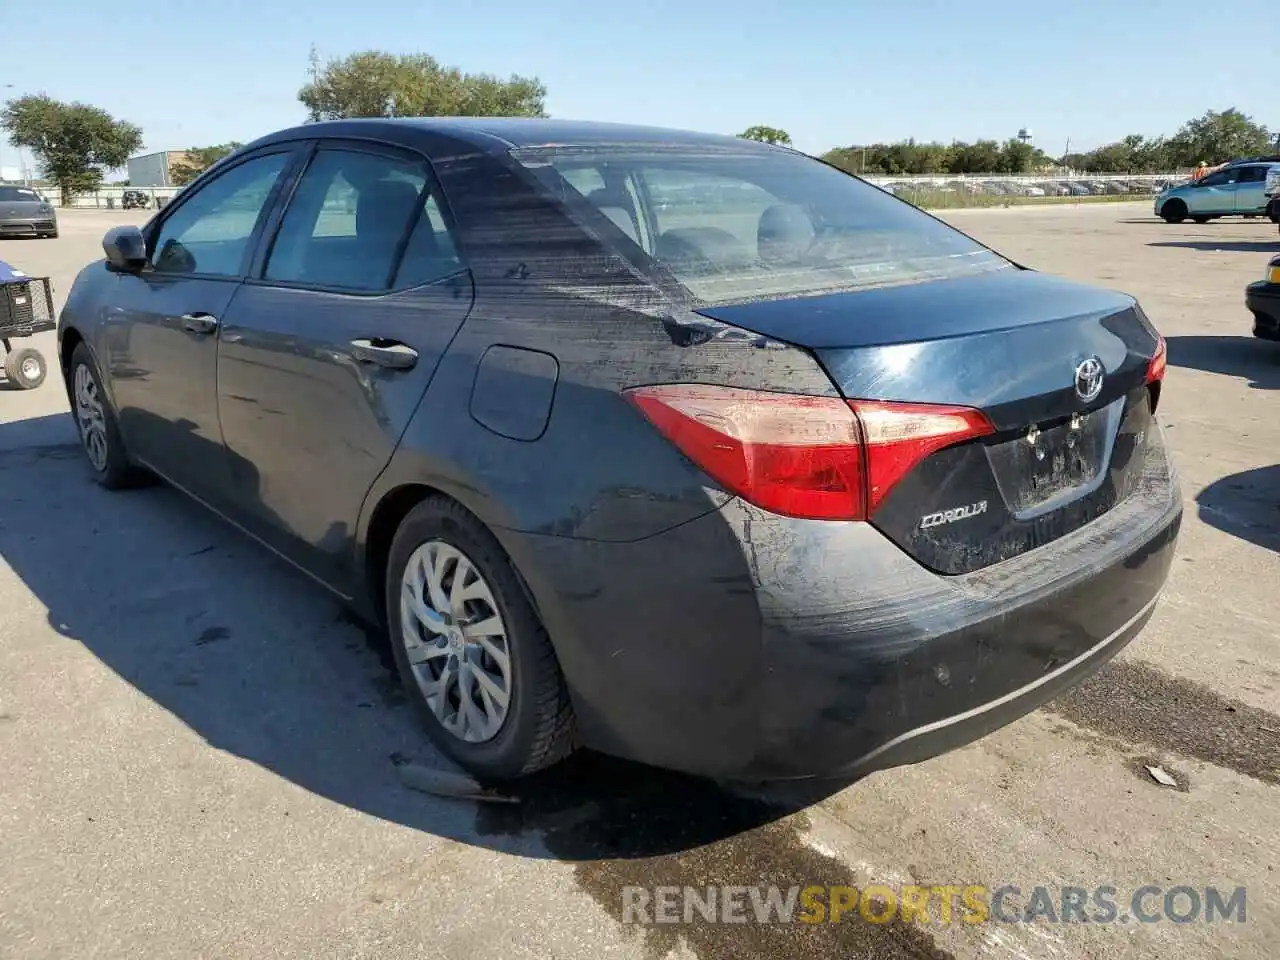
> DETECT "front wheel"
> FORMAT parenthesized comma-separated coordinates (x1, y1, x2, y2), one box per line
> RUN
(385, 497, 576, 781)
(68, 342, 148, 489)
(4, 347, 46, 390)
(1162, 199, 1188, 224)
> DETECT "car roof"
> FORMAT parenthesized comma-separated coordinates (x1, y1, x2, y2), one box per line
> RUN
(249, 117, 773, 155)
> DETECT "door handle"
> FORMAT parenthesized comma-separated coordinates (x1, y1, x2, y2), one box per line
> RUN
(181, 313, 219, 335)
(350, 338, 419, 370)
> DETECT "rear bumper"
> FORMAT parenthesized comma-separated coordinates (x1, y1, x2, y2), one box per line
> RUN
(1248, 282, 1280, 339)
(501, 422, 1181, 781)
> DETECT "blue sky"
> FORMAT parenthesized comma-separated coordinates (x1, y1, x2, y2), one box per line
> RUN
(2, 0, 1272, 166)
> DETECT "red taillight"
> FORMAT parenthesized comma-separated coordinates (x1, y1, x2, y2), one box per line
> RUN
(851, 400, 995, 514)
(624, 384, 993, 521)
(1146, 335, 1167, 384)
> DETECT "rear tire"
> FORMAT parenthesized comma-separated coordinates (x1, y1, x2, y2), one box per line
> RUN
(1162, 199, 1188, 224)
(4, 347, 46, 390)
(385, 497, 576, 781)
(68, 342, 149, 489)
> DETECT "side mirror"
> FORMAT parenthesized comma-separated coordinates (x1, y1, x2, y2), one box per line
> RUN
(103, 226, 148, 272)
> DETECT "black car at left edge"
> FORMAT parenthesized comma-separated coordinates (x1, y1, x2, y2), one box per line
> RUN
(55, 118, 1180, 783)
(1248, 255, 1280, 341)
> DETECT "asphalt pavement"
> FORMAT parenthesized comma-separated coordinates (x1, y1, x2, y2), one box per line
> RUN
(1, 205, 1278, 960)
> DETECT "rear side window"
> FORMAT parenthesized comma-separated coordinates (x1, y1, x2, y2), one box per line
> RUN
(513, 145, 1009, 306)
(265, 149, 462, 292)
(395, 194, 465, 287)
(1237, 166, 1268, 183)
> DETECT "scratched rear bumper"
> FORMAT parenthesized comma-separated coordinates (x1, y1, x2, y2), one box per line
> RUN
(500, 422, 1180, 781)
(733, 421, 1181, 780)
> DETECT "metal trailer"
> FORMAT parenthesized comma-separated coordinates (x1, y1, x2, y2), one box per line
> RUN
(0, 258, 54, 390)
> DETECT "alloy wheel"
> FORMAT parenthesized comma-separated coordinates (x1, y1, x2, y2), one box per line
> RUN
(73, 363, 109, 472)
(399, 540, 513, 743)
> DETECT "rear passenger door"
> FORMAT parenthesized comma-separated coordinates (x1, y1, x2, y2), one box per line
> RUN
(215, 140, 473, 589)
(1234, 166, 1269, 213)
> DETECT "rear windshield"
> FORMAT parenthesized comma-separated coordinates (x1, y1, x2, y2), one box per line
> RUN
(512, 144, 1010, 305)
(0, 186, 42, 203)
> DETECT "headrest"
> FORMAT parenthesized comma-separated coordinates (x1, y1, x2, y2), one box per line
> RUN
(757, 203, 815, 264)
(356, 180, 422, 239)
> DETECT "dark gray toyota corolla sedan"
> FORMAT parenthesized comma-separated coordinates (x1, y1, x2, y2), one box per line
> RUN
(56, 118, 1180, 783)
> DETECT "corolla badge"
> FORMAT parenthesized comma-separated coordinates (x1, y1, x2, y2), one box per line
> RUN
(920, 500, 988, 529)
(1074, 357, 1105, 403)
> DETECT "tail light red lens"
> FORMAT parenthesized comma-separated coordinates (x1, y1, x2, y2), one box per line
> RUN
(851, 401, 995, 514)
(1146, 335, 1167, 384)
(624, 384, 994, 521)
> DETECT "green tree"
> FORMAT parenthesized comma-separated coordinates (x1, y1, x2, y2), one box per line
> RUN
(1167, 108, 1271, 166)
(0, 94, 142, 204)
(170, 142, 244, 186)
(738, 125, 792, 146)
(948, 140, 1002, 175)
(298, 51, 546, 120)
(996, 139, 1036, 174)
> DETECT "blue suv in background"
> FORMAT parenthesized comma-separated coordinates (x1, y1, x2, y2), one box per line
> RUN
(1155, 160, 1280, 224)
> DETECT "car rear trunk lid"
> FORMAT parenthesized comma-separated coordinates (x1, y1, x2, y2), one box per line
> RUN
(693, 269, 1164, 574)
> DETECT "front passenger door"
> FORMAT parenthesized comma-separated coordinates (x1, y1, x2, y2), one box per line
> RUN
(106, 147, 298, 500)
(1191, 168, 1238, 215)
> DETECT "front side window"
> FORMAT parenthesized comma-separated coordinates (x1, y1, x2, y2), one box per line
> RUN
(1201, 169, 1239, 187)
(265, 148, 461, 292)
(513, 145, 1010, 305)
(150, 152, 289, 277)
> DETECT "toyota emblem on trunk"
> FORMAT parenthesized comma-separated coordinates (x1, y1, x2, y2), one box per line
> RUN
(1074, 357, 1104, 402)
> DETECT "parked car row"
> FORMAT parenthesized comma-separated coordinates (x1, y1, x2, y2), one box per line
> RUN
(876, 178, 1171, 199)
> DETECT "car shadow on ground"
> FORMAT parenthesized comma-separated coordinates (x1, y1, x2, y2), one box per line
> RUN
(1165, 334, 1280, 390)
(1147, 240, 1280, 253)
(0, 412, 852, 864)
(1196, 465, 1280, 554)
